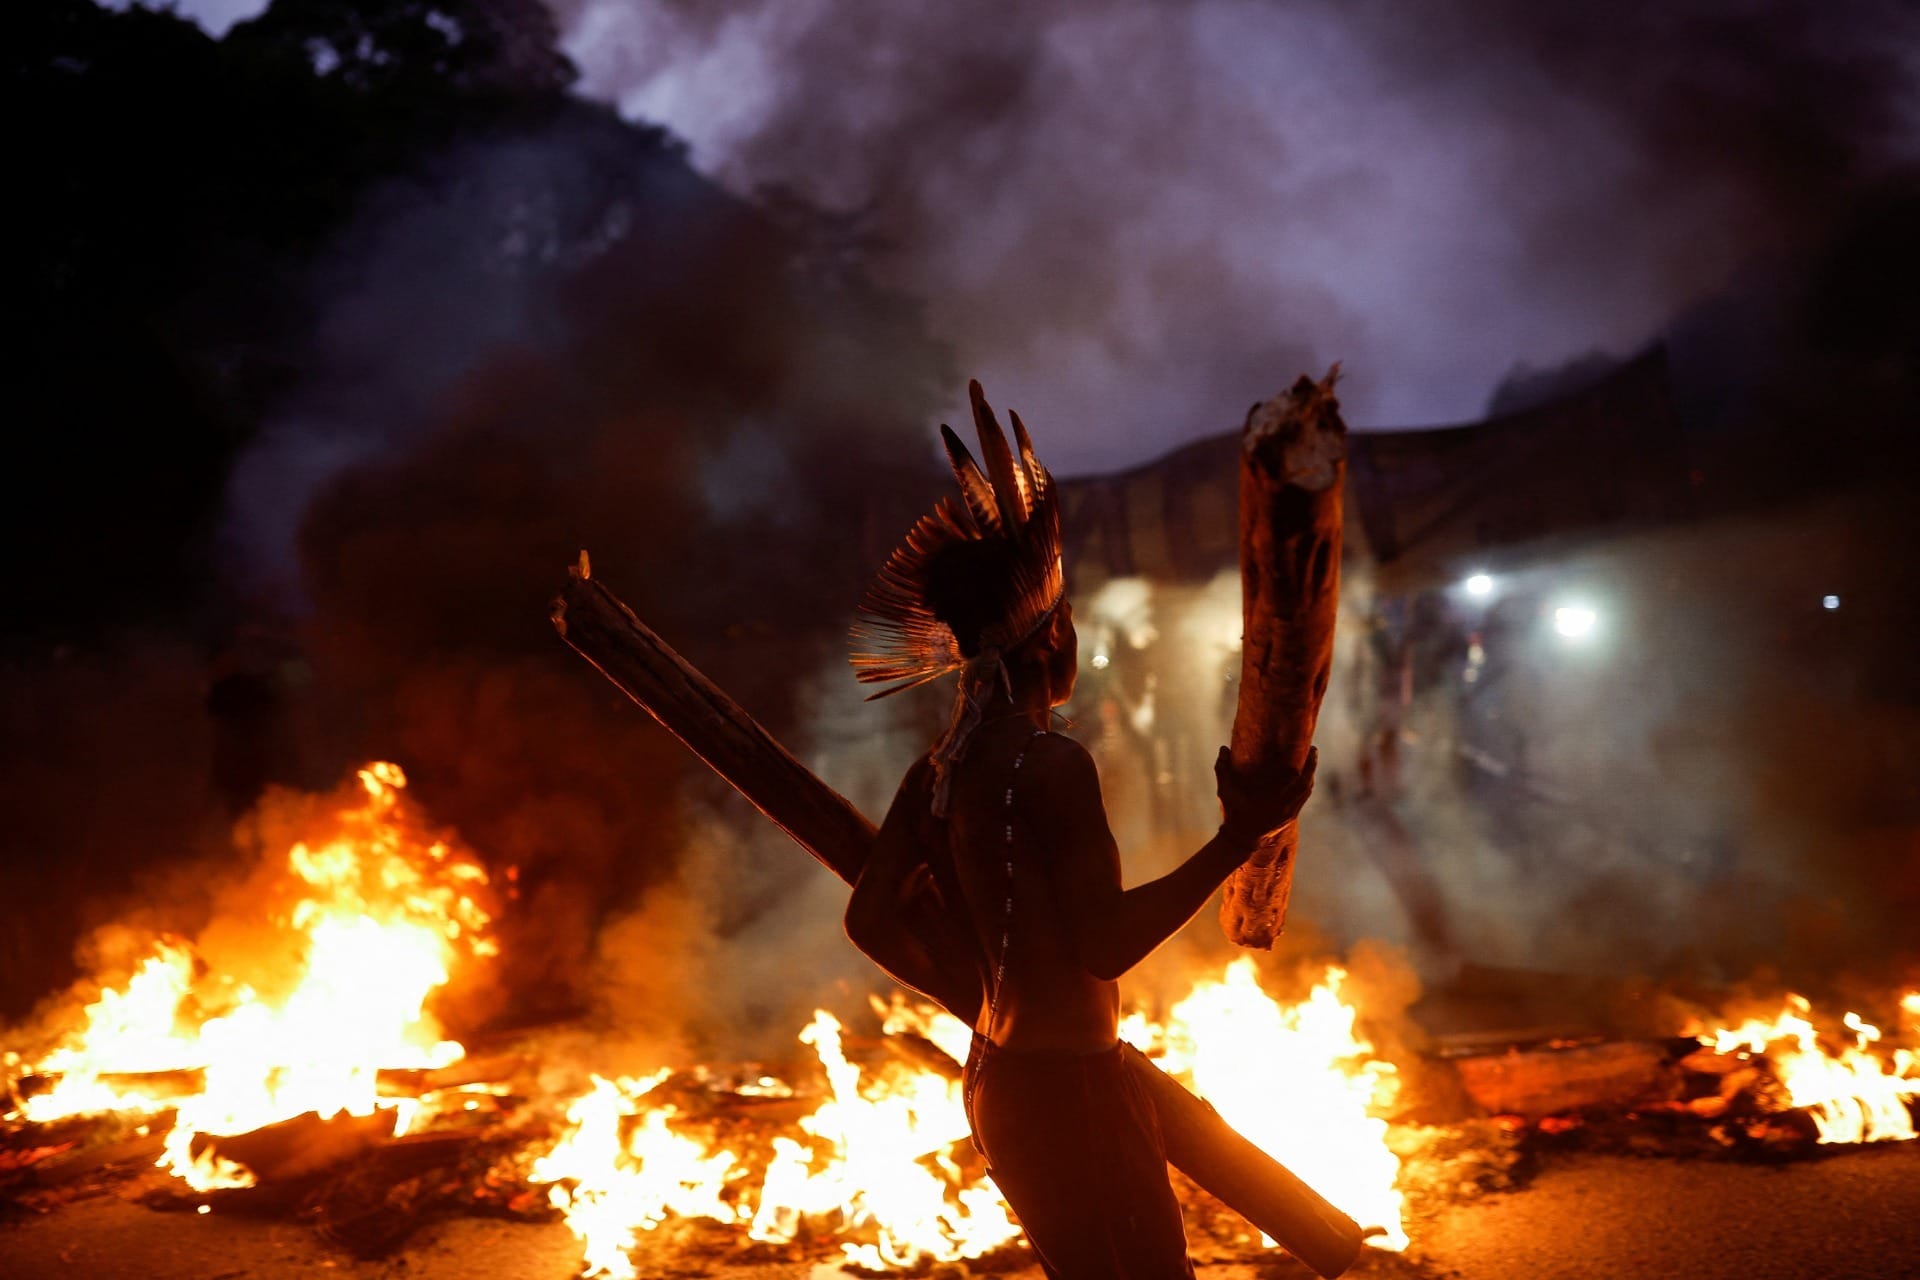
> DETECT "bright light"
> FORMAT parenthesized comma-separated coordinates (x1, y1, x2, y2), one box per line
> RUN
(1464, 573, 1493, 598)
(1090, 652, 1110, 670)
(1552, 605, 1598, 640)
(1823, 594, 1840, 611)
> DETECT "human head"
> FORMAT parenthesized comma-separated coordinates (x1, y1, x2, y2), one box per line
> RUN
(850, 380, 1062, 701)
(849, 379, 1067, 813)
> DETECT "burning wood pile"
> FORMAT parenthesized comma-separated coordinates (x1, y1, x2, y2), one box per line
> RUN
(0, 761, 1405, 1272)
(2, 757, 1915, 1277)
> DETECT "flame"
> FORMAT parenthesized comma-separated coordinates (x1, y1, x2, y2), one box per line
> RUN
(1699, 994, 1919, 1145)
(1125, 959, 1407, 1251)
(530, 1010, 1020, 1273)
(530, 1073, 744, 1280)
(746, 1010, 1020, 1268)
(5, 764, 494, 1189)
(533, 960, 1404, 1275)
(9, 763, 1410, 1271)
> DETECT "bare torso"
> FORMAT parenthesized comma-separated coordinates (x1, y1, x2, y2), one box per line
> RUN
(939, 718, 1120, 1053)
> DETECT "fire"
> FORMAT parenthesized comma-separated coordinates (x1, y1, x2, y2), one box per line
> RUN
(531, 960, 1405, 1275)
(1697, 994, 1919, 1145)
(9, 763, 1411, 1273)
(1124, 959, 1408, 1251)
(530, 1009, 1020, 1275)
(530, 1072, 745, 1280)
(5, 763, 495, 1189)
(745, 1010, 1020, 1268)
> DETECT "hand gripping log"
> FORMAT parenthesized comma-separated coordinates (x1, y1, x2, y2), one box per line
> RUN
(1220, 370, 1347, 949)
(550, 556, 1364, 1276)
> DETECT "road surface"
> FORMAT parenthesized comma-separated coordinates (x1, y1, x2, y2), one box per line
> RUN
(3, 1144, 1917, 1280)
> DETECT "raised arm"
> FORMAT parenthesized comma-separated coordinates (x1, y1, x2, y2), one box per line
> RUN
(1029, 734, 1315, 981)
(844, 758, 982, 1014)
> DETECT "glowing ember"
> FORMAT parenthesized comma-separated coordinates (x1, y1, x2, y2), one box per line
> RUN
(5, 763, 495, 1189)
(1698, 994, 1919, 1145)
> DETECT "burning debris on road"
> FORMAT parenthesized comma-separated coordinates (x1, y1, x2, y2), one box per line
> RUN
(3, 762, 1914, 1276)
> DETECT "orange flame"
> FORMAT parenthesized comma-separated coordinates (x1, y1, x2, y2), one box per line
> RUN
(532, 959, 1405, 1274)
(5, 763, 494, 1190)
(746, 1009, 1020, 1268)
(1124, 959, 1407, 1251)
(1698, 994, 1919, 1145)
(530, 1072, 744, 1280)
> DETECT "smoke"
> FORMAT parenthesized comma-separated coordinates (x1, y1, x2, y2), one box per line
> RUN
(16, 0, 1918, 1046)
(548, 0, 1919, 469)
(1048, 479, 1920, 998)
(8, 13, 960, 1051)
(197, 99, 960, 1050)
(0, 639, 231, 1022)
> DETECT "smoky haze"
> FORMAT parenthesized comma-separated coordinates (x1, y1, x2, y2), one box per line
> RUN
(548, 0, 1920, 471)
(9, 0, 1918, 1062)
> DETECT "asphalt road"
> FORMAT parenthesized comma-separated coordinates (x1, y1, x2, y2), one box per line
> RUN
(1416, 1144, 1920, 1280)
(3, 1144, 1917, 1280)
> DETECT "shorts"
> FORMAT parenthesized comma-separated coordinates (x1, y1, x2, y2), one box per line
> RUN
(963, 1035, 1196, 1279)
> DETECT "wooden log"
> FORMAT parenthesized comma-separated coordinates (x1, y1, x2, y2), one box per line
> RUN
(550, 563, 1365, 1276)
(1221, 370, 1347, 949)
(95, 1069, 205, 1101)
(375, 1050, 533, 1098)
(7, 1068, 206, 1107)
(13, 1132, 166, 1190)
(191, 1109, 396, 1184)
(551, 556, 869, 885)
(1451, 1040, 1675, 1120)
(1131, 1045, 1364, 1274)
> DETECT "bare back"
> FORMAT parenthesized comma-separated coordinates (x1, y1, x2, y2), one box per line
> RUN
(940, 719, 1120, 1053)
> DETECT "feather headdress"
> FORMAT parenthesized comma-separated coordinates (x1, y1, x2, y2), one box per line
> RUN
(850, 380, 1064, 700)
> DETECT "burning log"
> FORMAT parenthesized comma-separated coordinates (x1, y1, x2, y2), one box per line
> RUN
(551, 562, 1366, 1277)
(1451, 1040, 1675, 1121)
(5, 1132, 167, 1193)
(375, 1051, 532, 1098)
(9, 1068, 209, 1107)
(1132, 1051, 1368, 1273)
(1220, 370, 1346, 949)
(190, 1109, 396, 1184)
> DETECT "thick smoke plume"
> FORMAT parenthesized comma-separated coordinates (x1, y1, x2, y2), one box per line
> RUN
(241, 134, 958, 1046)
(550, 0, 1918, 469)
(5, 2, 953, 1052)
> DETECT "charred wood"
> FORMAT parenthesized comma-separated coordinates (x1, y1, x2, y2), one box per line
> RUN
(191, 1109, 395, 1184)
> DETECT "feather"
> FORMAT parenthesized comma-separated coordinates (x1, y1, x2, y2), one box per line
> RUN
(850, 380, 1064, 700)
(1008, 409, 1042, 519)
(969, 380, 1026, 535)
(940, 425, 1000, 536)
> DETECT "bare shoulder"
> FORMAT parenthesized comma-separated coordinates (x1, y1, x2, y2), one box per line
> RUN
(900, 752, 936, 791)
(1022, 731, 1100, 792)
